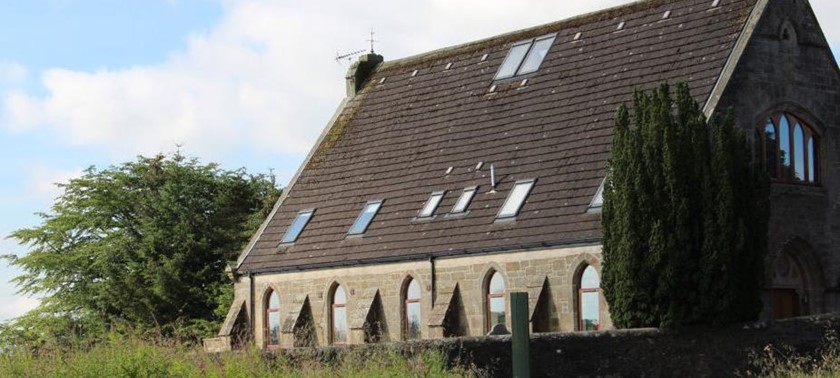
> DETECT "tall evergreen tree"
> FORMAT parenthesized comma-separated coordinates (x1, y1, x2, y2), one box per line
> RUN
(602, 83, 769, 328)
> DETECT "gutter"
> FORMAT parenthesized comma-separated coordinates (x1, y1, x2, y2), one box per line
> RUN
(241, 238, 601, 276)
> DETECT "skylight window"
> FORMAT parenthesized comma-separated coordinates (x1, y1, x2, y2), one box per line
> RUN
(494, 34, 556, 80)
(418, 191, 445, 218)
(348, 200, 383, 235)
(451, 186, 478, 214)
(590, 180, 605, 209)
(497, 179, 536, 219)
(280, 209, 314, 244)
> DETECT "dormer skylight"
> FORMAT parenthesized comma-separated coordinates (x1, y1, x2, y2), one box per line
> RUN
(280, 209, 314, 244)
(497, 179, 536, 219)
(589, 179, 605, 211)
(494, 34, 556, 80)
(418, 191, 445, 218)
(348, 200, 383, 235)
(451, 186, 478, 214)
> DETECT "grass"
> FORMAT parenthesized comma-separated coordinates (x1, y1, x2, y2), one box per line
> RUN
(741, 329, 840, 378)
(0, 336, 480, 378)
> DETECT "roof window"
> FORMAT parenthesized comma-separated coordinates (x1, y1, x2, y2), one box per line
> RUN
(348, 200, 383, 235)
(494, 34, 556, 80)
(497, 179, 536, 219)
(451, 186, 478, 214)
(280, 209, 314, 244)
(589, 180, 605, 211)
(418, 191, 445, 218)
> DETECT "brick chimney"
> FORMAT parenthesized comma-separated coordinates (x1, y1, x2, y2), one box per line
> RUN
(345, 53, 384, 97)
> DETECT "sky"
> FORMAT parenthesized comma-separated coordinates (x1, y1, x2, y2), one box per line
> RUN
(1, 0, 839, 322)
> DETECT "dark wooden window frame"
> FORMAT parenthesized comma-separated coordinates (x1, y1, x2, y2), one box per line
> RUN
(265, 290, 281, 349)
(403, 277, 422, 340)
(757, 112, 820, 185)
(577, 286, 600, 331)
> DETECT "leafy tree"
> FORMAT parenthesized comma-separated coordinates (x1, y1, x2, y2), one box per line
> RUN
(601, 83, 769, 329)
(2, 153, 280, 346)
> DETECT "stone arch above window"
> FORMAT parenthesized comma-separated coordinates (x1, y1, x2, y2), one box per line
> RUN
(264, 288, 281, 348)
(757, 112, 819, 184)
(484, 270, 507, 333)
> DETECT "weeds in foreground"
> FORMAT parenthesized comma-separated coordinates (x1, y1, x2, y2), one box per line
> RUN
(741, 328, 840, 378)
(0, 336, 478, 378)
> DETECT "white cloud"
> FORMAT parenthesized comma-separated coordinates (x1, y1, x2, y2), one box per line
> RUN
(0, 295, 39, 322)
(3, 0, 837, 162)
(26, 165, 83, 202)
(0, 61, 27, 85)
(1, 0, 634, 161)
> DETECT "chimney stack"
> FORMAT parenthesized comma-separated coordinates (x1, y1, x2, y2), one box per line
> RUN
(345, 53, 384, 97)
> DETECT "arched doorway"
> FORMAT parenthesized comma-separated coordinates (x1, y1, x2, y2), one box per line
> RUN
(768, 239, 824, 319)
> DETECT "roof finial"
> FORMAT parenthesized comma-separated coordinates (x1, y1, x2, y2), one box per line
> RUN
(367, 29, 378, 54)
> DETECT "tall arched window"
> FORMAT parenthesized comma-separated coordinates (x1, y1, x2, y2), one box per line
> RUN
(485, 271, 506, 332)
(330, 285, 348, 345)
(265, 290, 281, 348)
(403, 277, 422, 340)
(578, 265, 601, 331)
(757, 112, 819, 183)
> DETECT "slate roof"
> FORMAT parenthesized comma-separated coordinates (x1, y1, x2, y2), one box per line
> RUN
(238, 0, 759, 273)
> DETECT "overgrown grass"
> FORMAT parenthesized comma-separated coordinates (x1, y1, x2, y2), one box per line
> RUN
(742, 329, 840, 378)
(0, 336, 479, 378)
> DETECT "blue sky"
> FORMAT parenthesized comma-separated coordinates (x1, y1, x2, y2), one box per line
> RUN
(1, 0, 838, 321)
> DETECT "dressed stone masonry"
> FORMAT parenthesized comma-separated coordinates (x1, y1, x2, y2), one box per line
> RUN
(204, 0, 840, 352)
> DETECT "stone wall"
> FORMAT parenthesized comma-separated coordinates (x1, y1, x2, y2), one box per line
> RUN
(716, 0, 840, 315)
(231, 244, 609, 349)
(272, 313, 840, 377)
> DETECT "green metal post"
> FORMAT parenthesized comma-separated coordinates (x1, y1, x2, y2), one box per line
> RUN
(511, 292, 530, 378)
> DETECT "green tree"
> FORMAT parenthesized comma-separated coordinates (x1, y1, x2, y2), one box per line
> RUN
(601, 83, 769, 329)
(2, 153, 280, 347)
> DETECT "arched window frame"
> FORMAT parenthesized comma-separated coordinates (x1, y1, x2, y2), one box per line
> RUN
(402, 276, 422, 340)
(484, 270, 507, 333)
(329, 284, 348, 345)
(757, 112, 820, 184)
(264, 289, 281, 349)
(577, 265, 601, 331)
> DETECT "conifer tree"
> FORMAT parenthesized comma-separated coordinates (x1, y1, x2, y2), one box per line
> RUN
(601, 83, 769, 328)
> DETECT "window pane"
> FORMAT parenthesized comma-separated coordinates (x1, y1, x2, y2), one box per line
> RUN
(406, 302, 422, 339)
(794, 124, 805, 181)
(269, 292, 280, 308)
(498, 180, 535, 218)
(494, 42, 531, 80)
(779, 116, 791, 179)
(407, 279, 421, 300)
(517, 35, 555, 75)
(451, 187, 477, 213)
(581, 266, 600, 289)
(419, 192, 444, 217)
(281, 210, 314, 244)
(808, 137, 816, 183)
(348, 201, 383, 235)
(334, 286, 346, 304)
(489, 297, 506, 328)
(580, 292, 600, 331)
(765, 120, 777, 178)
(591, 181, 604, 207)
(489, 272, 506, 294)
(333, 306, 347, 343)
(268, 311, 281, 345)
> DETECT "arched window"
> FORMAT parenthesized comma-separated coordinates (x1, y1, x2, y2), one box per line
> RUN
(265, 290, 281, 348)
(578, 265, 601, 331)
(330, 285, 348, 344)
(757, 113, 819, 184)
(403, 277, 422, 340)
(485, 271, 506, 332)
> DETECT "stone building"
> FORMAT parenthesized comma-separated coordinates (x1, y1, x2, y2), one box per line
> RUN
(204, 0, 840, 352)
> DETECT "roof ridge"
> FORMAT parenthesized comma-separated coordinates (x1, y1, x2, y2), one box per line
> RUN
(378, 0, 675, 70)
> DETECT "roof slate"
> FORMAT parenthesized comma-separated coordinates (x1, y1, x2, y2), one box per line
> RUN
(239, 0, 758, 273)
